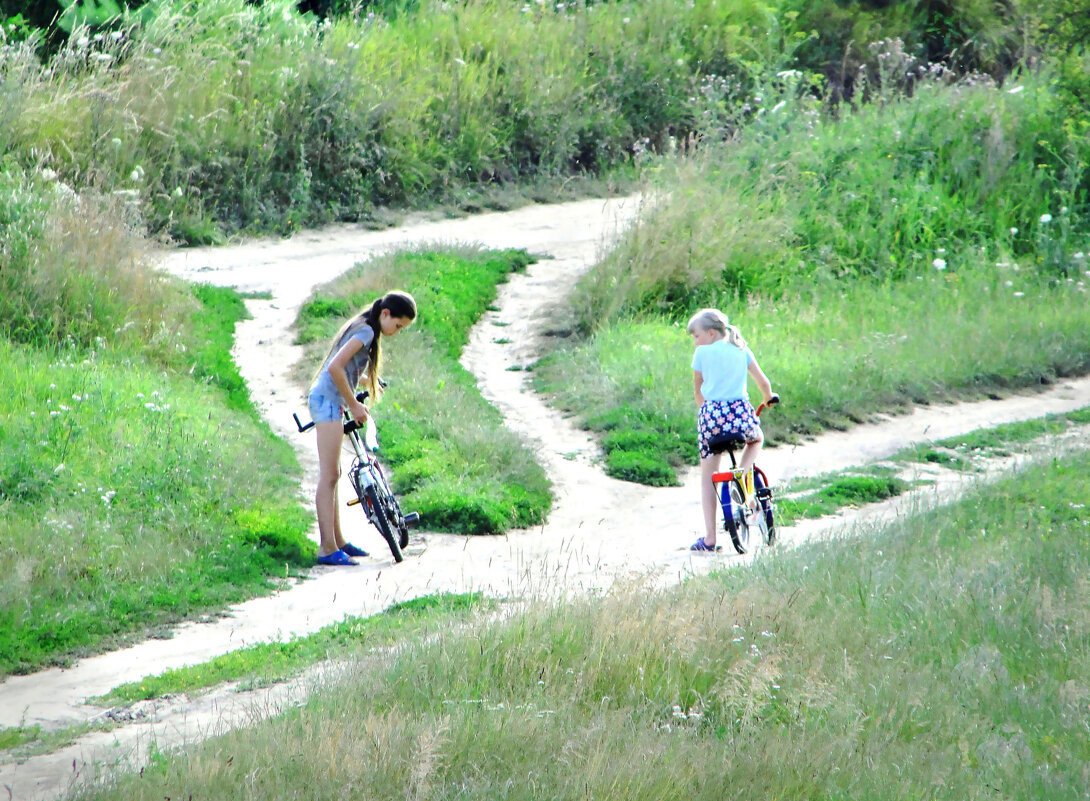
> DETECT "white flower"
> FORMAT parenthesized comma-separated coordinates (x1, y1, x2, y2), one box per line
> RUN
(932, 258, 947, 270)
(1004, 280, 1014, 287)
(1010, 227, 1018, 235)
(1040, 213, 1052, 223)
(41, 168, 58, 182)
(1013, 291, 1025, 297)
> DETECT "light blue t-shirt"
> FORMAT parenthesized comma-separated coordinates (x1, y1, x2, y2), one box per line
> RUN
(691, 338, 753, 402)
(310, 324, 375, 402)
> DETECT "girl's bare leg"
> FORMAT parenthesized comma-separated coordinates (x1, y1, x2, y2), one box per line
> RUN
(314, 421, 344, 556)
(700, 454, 722, 545)
(738, 431, 764, 473)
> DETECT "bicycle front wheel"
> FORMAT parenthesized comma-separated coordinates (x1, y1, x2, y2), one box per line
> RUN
(364, 484, 404, 563)
(754, 468, 775, 546)
(723, 478, 768, 555)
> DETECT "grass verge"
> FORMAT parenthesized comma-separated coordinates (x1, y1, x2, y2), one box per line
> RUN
(64, 449, 1090, 800)
(90, 592, 494, 707)
(295, 247, 551, 534)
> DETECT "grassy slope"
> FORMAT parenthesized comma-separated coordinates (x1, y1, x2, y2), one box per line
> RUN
(0, 287, 312, 676)
(534, 72, 1090, 484)
(64, 450, 1090, 801)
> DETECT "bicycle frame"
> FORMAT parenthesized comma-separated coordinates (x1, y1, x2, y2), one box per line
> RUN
(293, 393, 419, 563)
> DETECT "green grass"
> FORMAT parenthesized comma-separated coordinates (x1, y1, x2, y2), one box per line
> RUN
(0, 720, 117, 761)
(0, 287, 312, 677)
(777, 473, 912, 524)
(295, 247, 551, 534)
(63, 449, 1090, 801)
(91, 592, 494, 707)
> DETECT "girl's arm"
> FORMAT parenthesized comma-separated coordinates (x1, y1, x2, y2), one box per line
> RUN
(693, 370, 705, 406)
(747, 360, 774, 405)
(328, 337, 370, 423)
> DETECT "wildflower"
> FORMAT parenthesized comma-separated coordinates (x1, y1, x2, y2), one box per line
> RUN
(1004, 280, 1014, 287)
(1040, 213, 1052, 224)
(1013, 291, 1025, 297)
(932, 258, 947, 270)
(41, 168, 58, 182)
(1010, 227, 1018, 235)
(130, 166, 144, 182)
(622, 17, 630, 23)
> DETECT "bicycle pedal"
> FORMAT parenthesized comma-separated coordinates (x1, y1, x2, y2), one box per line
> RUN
(347, 498, 361, 507)
(403, 511, 421, 525)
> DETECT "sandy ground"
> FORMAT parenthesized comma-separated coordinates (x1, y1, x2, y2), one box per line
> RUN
(3, 195, 1090, 801)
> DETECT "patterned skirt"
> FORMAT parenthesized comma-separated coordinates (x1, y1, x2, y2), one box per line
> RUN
(697, 398, 761, 459)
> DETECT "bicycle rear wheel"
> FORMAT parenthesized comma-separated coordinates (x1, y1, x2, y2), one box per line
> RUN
(364, 484, 404, 563)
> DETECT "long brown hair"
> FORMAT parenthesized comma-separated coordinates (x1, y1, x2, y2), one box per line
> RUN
(314, 290, 417, 400)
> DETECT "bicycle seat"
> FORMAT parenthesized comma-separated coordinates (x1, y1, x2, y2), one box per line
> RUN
(707, 431, 746, 454)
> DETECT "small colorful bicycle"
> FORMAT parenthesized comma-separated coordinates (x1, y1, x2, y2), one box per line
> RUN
(710, 395, 779, 554)
(294, 389, 419, 563)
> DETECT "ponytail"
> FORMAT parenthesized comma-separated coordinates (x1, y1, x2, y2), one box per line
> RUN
(312, 291, 417, 401)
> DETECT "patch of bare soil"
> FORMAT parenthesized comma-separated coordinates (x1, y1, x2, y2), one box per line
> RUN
(3, 196, 1090, 801)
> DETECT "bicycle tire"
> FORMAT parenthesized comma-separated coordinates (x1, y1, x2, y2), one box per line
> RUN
(364, 484, 404, 563)
(754, 468, 775, 546)
(370, 460, 411, 550)
(723, 477, 770, 555)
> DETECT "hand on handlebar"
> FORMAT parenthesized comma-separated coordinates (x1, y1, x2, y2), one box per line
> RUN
(347, 397, 370, 425)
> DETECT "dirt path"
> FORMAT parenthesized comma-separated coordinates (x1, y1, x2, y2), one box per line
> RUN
(4, 196, 1090, 801)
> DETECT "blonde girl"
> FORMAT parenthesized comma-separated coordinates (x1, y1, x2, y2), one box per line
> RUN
(308, 290, 417, 566)
(687, 308, 775, 552)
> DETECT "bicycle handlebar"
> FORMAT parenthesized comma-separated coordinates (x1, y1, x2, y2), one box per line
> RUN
(756, 394, 781, 416)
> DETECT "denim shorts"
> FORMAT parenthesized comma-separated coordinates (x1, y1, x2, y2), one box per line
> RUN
(307, 389, 343, 424)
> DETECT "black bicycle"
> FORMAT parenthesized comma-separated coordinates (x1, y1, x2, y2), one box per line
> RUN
(294, 391, 419, 563)
(709, 395, 779, 554)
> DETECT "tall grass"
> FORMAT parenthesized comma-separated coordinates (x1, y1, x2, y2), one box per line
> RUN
(295, 247, 551, 534)
(0, 163, 187, 352)
(574, 70, 1090, 329)
(1, 0, 1064, 241)
(65, 450, 1090, 800)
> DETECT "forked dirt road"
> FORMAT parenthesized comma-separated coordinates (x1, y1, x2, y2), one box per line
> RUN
(3, 196, 1090, 800)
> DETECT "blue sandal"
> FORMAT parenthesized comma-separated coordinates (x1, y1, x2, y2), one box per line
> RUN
(341, 542, 369, 558)
(690, 537, 721, 552)
(316, 549, 358, 566)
